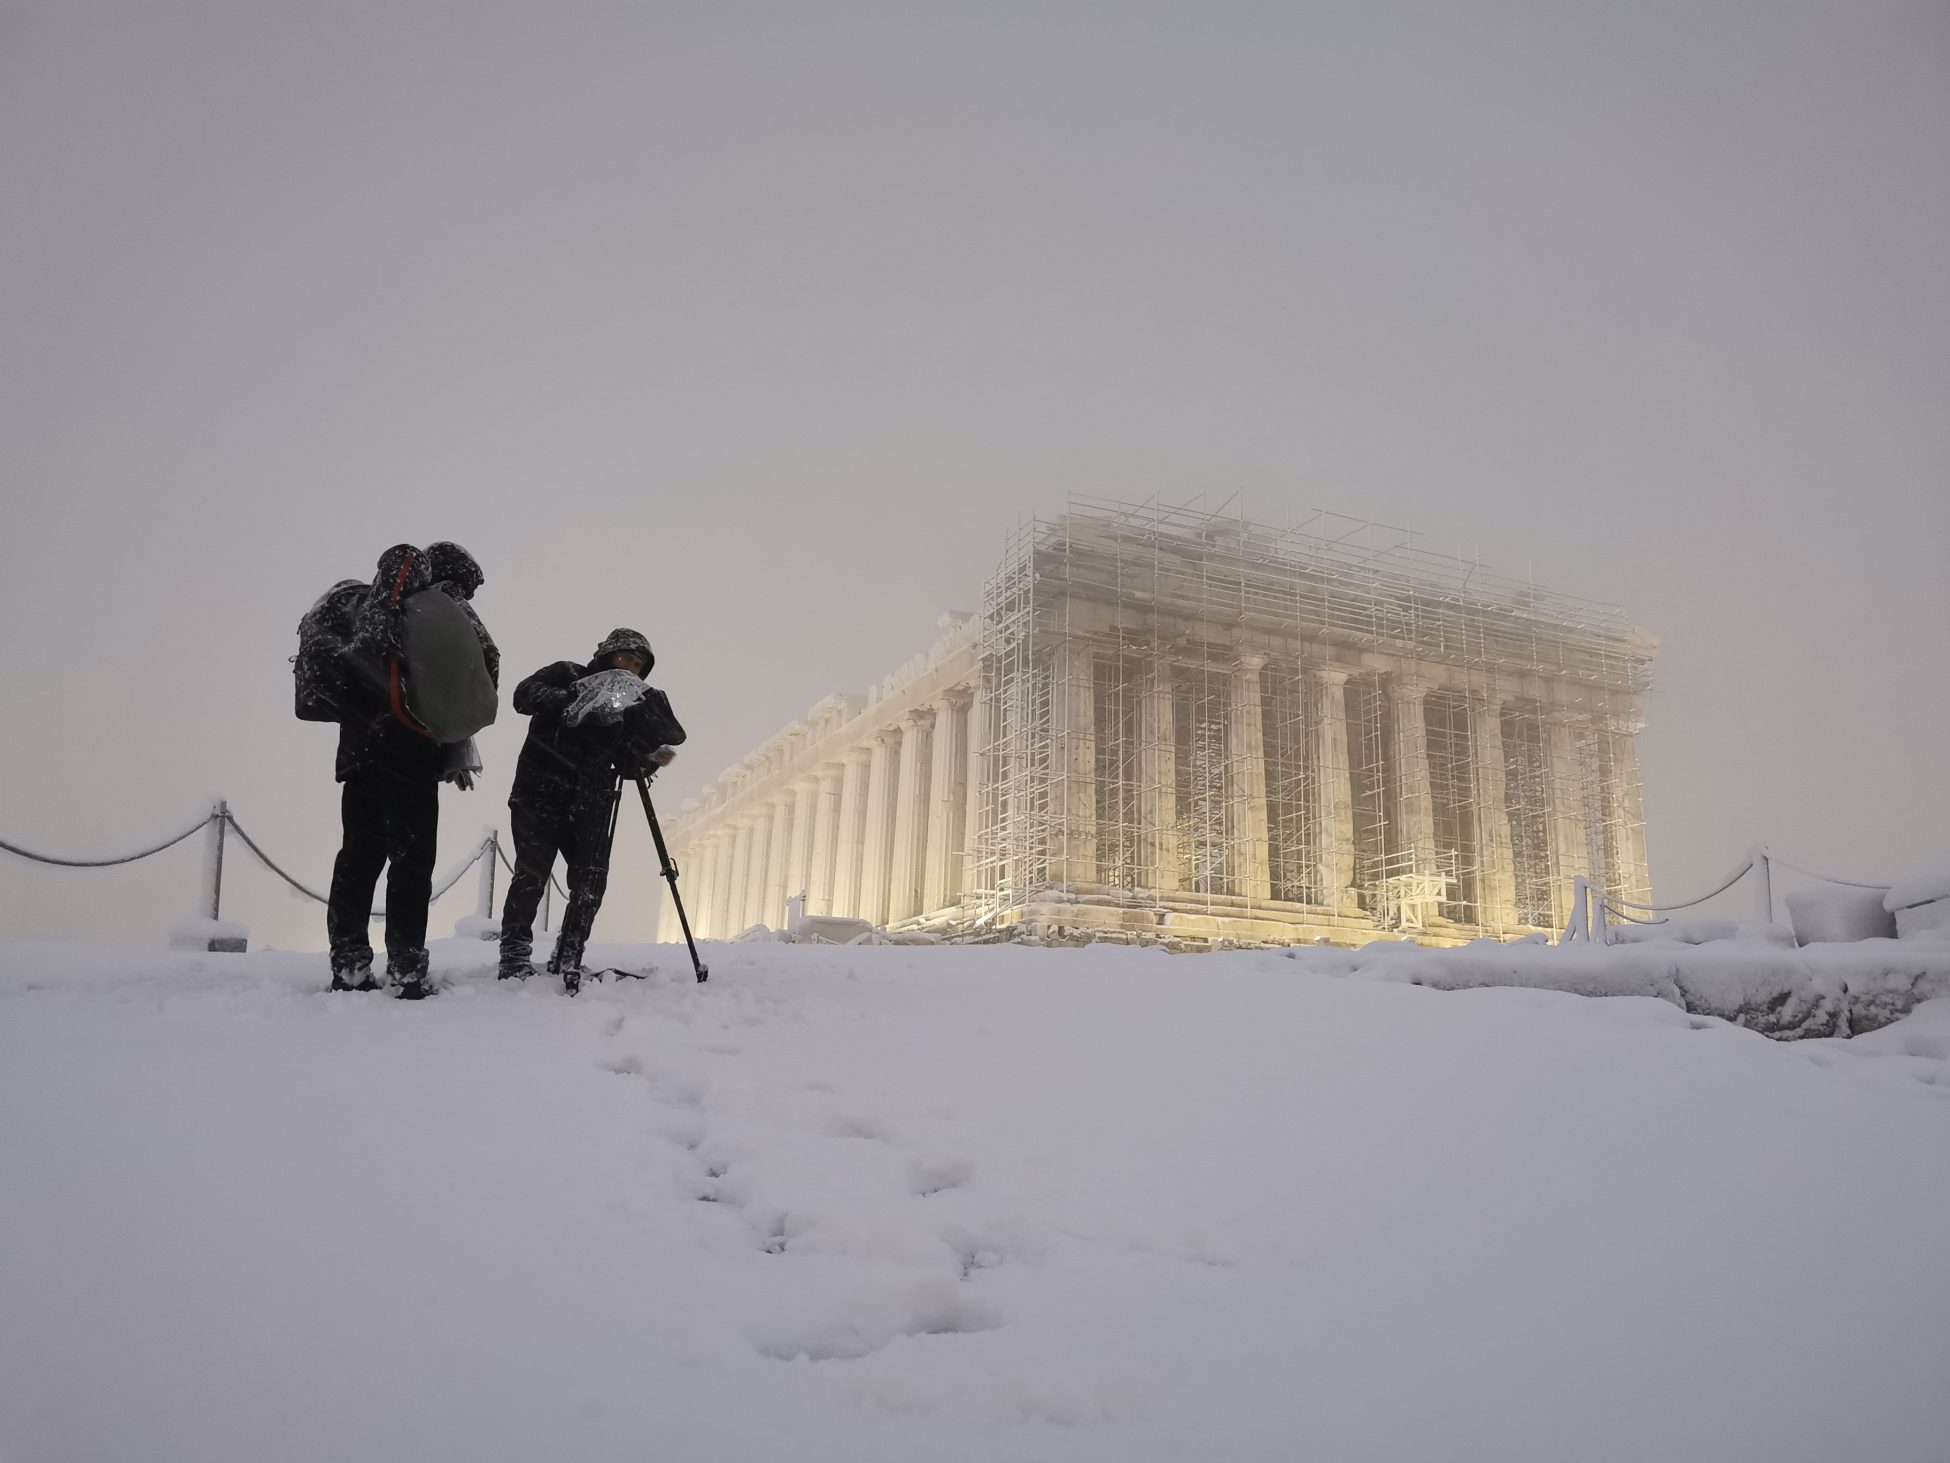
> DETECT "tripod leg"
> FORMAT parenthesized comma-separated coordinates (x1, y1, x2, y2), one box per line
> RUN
(636, 776, 709, 983)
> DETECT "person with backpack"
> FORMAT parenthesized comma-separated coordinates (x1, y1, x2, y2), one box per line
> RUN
(295, 542, 498, 999)
(498, 628, 686, 993)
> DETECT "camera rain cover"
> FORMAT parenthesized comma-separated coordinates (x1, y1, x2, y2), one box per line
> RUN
(565, 668, 648, 728)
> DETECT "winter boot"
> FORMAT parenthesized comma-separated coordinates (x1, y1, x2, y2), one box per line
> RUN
(550, 926, 592, 996)
(547, 948, 583, 997)
(496, 945, 534, 981)
(330, 956, 377, 993)
(390, 949, 433, 1001)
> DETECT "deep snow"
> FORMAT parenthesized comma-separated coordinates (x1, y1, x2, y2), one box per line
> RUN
(2, 937, 1947, 1463)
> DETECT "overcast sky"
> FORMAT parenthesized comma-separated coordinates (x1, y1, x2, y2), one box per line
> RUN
(3, 1, 1946, 951)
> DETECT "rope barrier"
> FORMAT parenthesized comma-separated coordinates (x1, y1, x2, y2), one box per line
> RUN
(1602, 858, 1755, 914)
(430, 842, 489, 903)
(0, 815, 210, 869)
(1770, 856, 1889, 892)
(5, 796, 515, 935)
(218, 810, 332, 905)
(1597, 899, 1664, 926)
(223, 810, 487, 910)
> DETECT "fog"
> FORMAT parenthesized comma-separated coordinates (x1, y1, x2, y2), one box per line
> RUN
(4, 1, 1945, 950)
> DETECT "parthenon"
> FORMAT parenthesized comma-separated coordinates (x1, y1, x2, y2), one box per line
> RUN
(660, 496, 1656, 949)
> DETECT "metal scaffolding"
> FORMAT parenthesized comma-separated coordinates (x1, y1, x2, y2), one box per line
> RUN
(966, 494, 1654, 946)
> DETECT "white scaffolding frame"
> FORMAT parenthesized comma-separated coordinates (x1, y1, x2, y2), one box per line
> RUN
(966, 493, 1653, 943)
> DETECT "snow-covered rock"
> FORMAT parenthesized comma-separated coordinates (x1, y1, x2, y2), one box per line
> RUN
(1885, 852, 1950, 913)
(164, 915, 248, 952)
(1786, 884, 1896, 944)
(1284, 933, 1950, 1039)
(1607, 917, 1792, 946)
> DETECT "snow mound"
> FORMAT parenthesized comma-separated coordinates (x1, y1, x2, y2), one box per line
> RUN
(1786, 884, 1895, 944)
(1284, 934, 1950, 1038)
(1885, 853, 1950, 912)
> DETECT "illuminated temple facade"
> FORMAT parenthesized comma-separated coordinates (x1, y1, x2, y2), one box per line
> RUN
(660, 498, 1655, 950)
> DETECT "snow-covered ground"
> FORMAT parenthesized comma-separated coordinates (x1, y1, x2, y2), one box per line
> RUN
(3, 938, 1947, 1463)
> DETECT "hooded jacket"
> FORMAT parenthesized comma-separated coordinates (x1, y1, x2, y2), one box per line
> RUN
(333, 544, 497, 783)
(509, 629, 686, 817)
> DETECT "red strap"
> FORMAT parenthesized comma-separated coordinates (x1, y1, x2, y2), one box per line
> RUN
(385, 551, 435, 738)
(390, 550, 417, 609)
(388, 658, 436, 740)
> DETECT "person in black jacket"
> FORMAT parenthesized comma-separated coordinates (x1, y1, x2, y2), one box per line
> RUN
(498, 627, 686, 990)
(325, 542, 495, 999)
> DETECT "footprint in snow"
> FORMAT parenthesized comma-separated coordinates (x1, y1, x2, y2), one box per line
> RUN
(751, 1281, 1003, 1362)
(825, 1111, 890, 1142)
(905, 1155, 974, 1198)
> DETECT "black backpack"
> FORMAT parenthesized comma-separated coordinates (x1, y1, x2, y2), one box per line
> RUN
(292, 579, 369, 722)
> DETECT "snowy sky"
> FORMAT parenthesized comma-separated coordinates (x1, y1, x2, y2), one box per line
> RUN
(3, 1, 1946, 949)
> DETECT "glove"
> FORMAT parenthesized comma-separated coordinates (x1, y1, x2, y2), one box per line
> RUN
(440, 738, 482, 791)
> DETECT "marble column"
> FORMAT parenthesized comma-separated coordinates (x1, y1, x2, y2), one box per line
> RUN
(859, 731, 900, 926)
(922, 689, 972, 913)
(1391, 676, 1437, 875)
(725, 817, 756, 937)
(1050, 641, 1097, 886)
(680, 835, 713, 941)
(713, 830, 740, 940)
(833, 748, 872, 919)
(1140, 660, 1180, 894)
(761, 794, 793, 930)
(1469, 691, 1520, 928)
(888, 710, 934, 924)
(788, 779, 818, 919)
(1312, 666, 1358, 909)
(808, 764, 843, 917)
(742, 810, 775, 933)
(1228, 654, 1272, 902)
(1546, 713, 1592, 927)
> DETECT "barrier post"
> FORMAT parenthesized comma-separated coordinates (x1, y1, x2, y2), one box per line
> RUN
(1750, 845, 1773, 925)
(169, 801, 247, 953)
(1561, 874, 1590, 943)
(455, 829, 500, 940)
(204, 800, 227, 919)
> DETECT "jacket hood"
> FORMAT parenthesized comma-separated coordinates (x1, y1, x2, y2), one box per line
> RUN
(372, 544, 432, 606)
(427, 541, 483, 597)
(590, 627, 654, 673)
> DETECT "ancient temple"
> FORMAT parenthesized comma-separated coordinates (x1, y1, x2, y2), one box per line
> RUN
(660, 497, 1655, 949)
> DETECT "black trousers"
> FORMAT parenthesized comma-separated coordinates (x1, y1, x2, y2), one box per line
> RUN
(327, 771, 440, 975)
(500, 792, 615, 974)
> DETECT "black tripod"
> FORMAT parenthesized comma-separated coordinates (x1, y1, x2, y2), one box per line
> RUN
(595, 768, 709, 985)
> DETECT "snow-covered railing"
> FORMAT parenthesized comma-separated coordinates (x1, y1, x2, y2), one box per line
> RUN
(2, 801, 566, 952)
(1561, 845, 1891, 944)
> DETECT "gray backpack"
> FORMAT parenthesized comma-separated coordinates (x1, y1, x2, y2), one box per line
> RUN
(398, 590, 498, 743)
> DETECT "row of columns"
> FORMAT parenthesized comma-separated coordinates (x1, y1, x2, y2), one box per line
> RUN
(657, 651, 1647, 941)
(1044, 646, 1643, 930)
(669, 688, 976, 939)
